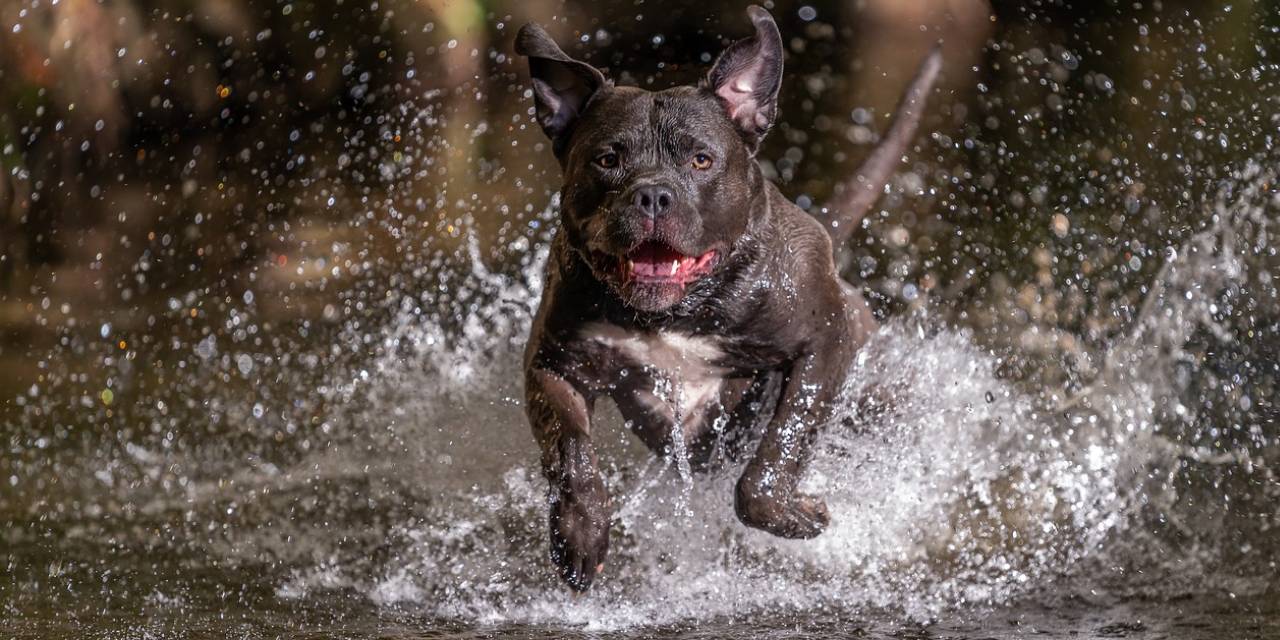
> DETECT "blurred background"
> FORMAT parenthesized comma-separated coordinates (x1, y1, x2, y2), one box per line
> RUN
(1, 0, 1277, 636)
(1, 0, 1275, 394)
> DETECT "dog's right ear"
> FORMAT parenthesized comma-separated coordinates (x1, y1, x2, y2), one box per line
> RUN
(515, 24, 607, 153)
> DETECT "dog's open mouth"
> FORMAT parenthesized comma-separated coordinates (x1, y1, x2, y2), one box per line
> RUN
(619, 241, 717, 285)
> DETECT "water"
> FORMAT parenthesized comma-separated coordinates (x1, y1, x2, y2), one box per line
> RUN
(2, 1, 1279, 637)
(4, 172, 1276, 637)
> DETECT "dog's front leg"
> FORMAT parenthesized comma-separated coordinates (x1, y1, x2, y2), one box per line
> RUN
(734, 348, 848, 539)
(525, 367, 609, 591)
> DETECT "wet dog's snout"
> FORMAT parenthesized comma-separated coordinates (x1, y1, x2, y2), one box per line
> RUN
(631, 184, 675, 217)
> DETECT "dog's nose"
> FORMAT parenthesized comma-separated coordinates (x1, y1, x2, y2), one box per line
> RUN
(632, 185, 675, 216)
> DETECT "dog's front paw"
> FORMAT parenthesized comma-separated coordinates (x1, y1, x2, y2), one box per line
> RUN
(548, 474, 610, 591)
(734, 476, 830, 539)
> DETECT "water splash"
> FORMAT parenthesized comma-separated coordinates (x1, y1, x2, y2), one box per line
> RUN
(264, 166, 1276, 630)
(10, 156, 1269, 631)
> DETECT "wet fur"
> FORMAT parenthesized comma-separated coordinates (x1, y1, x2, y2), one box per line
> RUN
(516, 6, 941, 591)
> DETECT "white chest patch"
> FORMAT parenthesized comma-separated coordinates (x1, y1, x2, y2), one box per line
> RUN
(580, 321, 727, 430)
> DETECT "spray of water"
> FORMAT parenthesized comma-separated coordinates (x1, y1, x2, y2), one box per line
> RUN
(256, 166, 1276, 630)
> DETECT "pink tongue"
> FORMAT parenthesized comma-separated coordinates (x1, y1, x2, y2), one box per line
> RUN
(628, 242, 685, 278)
(633, 257, 678, 277)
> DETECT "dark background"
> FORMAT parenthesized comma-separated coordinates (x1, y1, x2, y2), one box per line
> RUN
(2, 0, 1274, 396)
(1, 1, 1277, 635)
(1, 0, 1277, 498)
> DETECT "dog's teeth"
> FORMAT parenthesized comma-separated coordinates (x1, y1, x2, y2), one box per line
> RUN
(671, 260, 680, 274)
(628, 260, 635, 272)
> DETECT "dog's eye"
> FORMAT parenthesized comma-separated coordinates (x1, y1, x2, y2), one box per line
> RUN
(691, 153, 714, 170)
(594, 152, 620, 169)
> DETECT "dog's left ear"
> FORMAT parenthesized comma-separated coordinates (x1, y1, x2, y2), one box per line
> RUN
(707, 5, 784, 150)
(516, 23, 608, 154)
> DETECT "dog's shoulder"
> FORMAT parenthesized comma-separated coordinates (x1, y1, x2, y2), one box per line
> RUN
(760, 185, 839, 281)
(525, 235, 604, 360)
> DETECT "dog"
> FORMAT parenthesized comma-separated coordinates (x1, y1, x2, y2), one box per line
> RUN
(515, 5, 941, 591)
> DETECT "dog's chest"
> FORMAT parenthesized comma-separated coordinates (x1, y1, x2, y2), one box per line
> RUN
(579, 321, 726, 425)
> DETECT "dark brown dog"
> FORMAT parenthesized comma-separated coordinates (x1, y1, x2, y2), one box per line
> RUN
(516, 5, 941, 591)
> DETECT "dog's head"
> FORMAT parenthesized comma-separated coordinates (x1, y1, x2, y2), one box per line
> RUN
(517, 6, 784, 312)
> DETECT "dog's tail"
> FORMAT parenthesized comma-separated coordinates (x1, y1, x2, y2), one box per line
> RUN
(816, 47, 943, 249)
